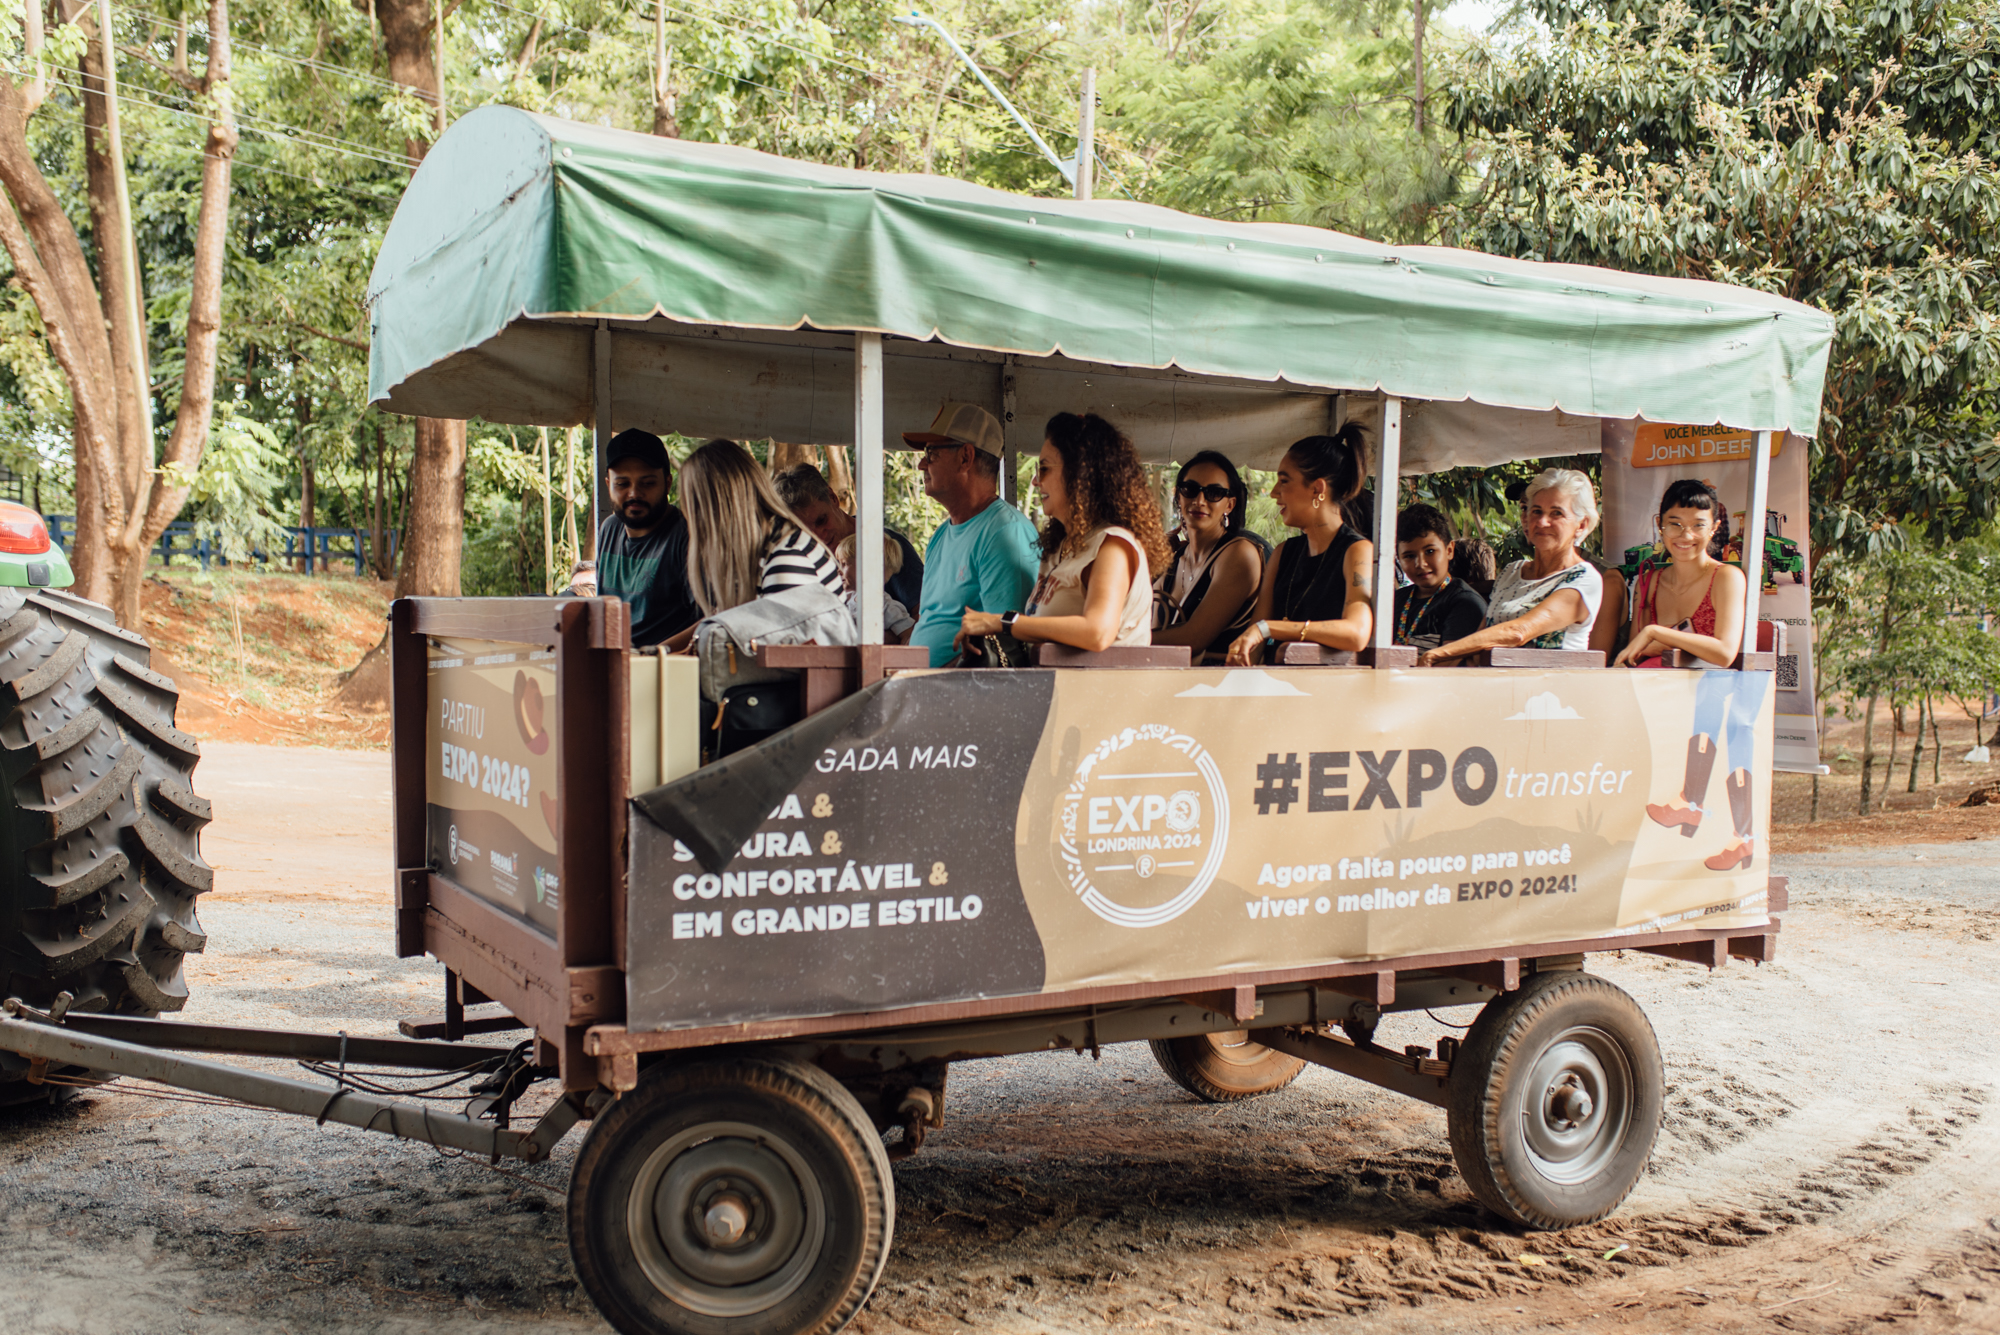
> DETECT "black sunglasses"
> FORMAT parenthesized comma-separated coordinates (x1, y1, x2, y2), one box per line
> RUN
(1177, 481, 1232, 504)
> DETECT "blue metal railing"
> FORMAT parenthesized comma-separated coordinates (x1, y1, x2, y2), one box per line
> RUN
(41, 516, 400, 576)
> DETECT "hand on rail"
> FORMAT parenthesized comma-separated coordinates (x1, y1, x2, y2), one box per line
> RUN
(1223, 622, 1266, 666)
(954, 607, 1004, 653)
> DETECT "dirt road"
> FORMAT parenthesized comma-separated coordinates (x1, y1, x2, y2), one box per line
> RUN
(4, 742, 1998, 1334)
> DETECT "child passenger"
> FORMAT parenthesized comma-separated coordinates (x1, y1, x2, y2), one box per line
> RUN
(834, 534, 916, 644)
(1392, 505, 1488, 651)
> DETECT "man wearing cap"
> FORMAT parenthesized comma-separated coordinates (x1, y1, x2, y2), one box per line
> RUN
(903, 402, 1040, 667)
(592, 429, 701, 650)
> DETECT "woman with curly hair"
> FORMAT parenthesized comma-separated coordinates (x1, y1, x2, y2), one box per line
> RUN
(957, 412, 1170, 653)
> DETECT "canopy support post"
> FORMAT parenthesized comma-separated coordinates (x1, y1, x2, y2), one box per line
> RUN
(1373, 397, 1402, 655)
(855, 333, 885, 644)
(592, 320, 611, 561)
(999, 358, 1018, 505)
(1741, 431, 1773, 662)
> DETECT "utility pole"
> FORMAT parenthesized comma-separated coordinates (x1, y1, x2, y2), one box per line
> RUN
(895, 12, 1074, 189)
(1075, 68, 1095, 202)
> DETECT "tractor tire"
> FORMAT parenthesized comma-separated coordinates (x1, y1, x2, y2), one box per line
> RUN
(0, 588, 211, 1108)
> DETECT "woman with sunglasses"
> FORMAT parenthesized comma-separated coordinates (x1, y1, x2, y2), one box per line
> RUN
(1153, 451, 1269, 663)
(1225, 427, 1374, 664)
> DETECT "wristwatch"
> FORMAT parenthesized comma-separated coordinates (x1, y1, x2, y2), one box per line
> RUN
(1001, 610, 1020, 632)
(1254, 620, 1271, 641)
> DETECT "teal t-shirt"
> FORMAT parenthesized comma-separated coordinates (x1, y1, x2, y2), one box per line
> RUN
(911, 501, 1041, 666)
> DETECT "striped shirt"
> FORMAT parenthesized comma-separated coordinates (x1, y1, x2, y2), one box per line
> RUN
(760, 522, 845, 597)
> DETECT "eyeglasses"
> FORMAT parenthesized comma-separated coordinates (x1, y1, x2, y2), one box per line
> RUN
(1661, 517, 1712, 536)
(917, 442, 968, 464)
(1177, 481, 1231, 504)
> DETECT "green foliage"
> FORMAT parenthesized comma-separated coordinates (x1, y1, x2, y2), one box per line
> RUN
(172, 406, 291, 561)
(1107, 0, 1462, 237)
(1438, 0, 2000, 559)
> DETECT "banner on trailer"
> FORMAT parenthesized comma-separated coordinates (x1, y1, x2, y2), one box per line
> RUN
(424, 637, 562, 935)
(626, 667, 1775, 1031)
(1600, 421, 1819, 771)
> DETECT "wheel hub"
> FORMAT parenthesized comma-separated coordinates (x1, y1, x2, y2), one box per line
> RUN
(701, 1193, 752, 1246)
(1519, 1028, 1632, 1186)
(627, 1121, 825, 1317)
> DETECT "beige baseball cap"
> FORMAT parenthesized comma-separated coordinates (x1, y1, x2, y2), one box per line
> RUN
(901, 401, 1004, 457)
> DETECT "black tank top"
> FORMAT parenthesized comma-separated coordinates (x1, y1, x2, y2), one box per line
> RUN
(1272, 526, 1364, 622)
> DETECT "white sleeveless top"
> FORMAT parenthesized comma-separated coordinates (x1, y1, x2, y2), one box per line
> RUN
(1025, 526, 1153, 646)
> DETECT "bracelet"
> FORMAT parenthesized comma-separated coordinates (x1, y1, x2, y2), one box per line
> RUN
(1254, 620, 1270, 642)
(1297, 621, 1309, 642)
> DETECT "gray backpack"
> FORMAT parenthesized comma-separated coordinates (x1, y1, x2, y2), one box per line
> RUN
(693, 582, 858, 702)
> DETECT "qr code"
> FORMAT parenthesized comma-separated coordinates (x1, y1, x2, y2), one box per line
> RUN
(1776, 653, 1799, 690)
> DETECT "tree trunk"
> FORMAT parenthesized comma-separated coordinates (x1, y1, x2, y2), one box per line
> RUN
(300, 458, 316, 573)
(1884, 707, 1900, 807)
(335, 0, 468, 709)
(1931, 696, 1943, 784)
(1907, 695, 1923, 792)
(0, 0, 235, 628)
(1857, 573, 1896, 815)
(652, 0, 678, 137)
(372, 417, 388, 578)
(396, 417, 466, 598)
(337, 417, 464, 709)
(1411, 0, 1426, 134)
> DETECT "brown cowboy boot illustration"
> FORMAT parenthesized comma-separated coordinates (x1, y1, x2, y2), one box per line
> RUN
(1646, 734, 1715, 836)
(1704, 770, 1755, 870)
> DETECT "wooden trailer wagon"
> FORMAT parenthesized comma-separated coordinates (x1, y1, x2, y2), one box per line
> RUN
(0, 107, 1832, 1335)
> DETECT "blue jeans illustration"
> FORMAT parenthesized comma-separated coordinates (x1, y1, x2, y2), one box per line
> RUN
(1692, 669, 1766, 778)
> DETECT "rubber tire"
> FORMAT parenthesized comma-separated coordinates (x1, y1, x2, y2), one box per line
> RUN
(569, 1056, 894, 1335)
(1446, 970, 1663, 1229)
(1149, 1031, 1308, 1103)
(0, 589, 211, 1107)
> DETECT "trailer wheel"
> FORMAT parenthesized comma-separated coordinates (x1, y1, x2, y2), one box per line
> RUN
(0, 589, 210, 1108)
(569, 1056, 894, 1335)
(1446, 970, 1661, 1229)
(1149, 1031, 1307, 1103)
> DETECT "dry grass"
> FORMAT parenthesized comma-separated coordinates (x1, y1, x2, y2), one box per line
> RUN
(1772, 695, 2000, 851)
(139, 568, 392, 748)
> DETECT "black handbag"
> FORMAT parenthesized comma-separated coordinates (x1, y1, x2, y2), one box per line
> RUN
(959, 632, 1034, 668)
(698, 680, 802, 763)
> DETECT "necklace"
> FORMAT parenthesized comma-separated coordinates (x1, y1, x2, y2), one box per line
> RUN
(1396, 584, 1440, 643)
(1280, 531, 1343, 620)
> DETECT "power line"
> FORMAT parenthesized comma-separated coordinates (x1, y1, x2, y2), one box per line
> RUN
(39, 68, 411, 170)
(109, 3, 412, 96)
(480, 0, 1076, 165)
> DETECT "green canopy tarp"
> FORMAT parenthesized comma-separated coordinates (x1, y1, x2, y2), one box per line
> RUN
(368, 107, 1832, 448)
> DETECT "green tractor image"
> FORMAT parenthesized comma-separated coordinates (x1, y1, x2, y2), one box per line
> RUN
(0, 499, 210, 1107)
(1725, 510, 1807, 591)
(1618, 510, 1805, 591)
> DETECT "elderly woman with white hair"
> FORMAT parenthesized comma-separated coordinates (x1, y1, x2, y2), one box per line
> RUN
(1418, 468, 1604, 666)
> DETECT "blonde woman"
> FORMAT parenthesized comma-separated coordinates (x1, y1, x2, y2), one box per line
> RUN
(1419, 468, 1603, 665)
(678, 439, 844, 617)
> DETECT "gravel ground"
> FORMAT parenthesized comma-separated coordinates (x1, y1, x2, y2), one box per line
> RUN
(4, 743, 1998, 1334)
